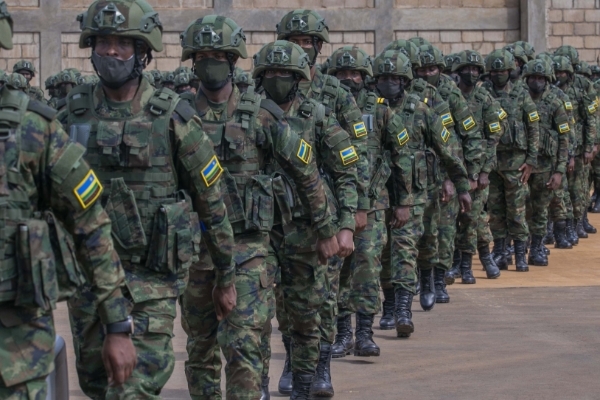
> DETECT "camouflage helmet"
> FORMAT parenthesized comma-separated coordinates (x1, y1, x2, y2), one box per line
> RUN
(149, 69, 162, 83)
(408, 36, 432, 47)
(162, 70, 176, 84)
(554, 45, 579, 66)
(142, 70, 155, 85)
(452, 50, 485, 73)
(5, 73, 27, 90)
(514, 41, 535, 61)
(180, 15, 247, 61)
(504, 44, 528, 65)
(383, 39, 421, 67)
(55, 69, 79, 86)
(372, 50, 414, 80)
(327, 45, 373, 77)
(522, 58, 553, 80)
(64, 67, 82, 77)
(252, 40, 311, 80)
(76, 74, 100, 85)
(485, 49, 515, 72)
(0, 1, 13, 50)
(45, 74, 57, 90)
(576, 60, 592, 77)
(276, 9, 329, 43)
(444, 53, 459, 72)
(535, 52, 553, 63)
(12, 60, 36, 76)
(418, 44, 445, 70)
(77, 0, 163, 52)
(174, 65, 193, 76)
(552, 55, 574, 74)
(0, 69, 6, 82)
(174, 72, 191, 88)
(590, 64, 600, 76)
(233, 66, 254, 86)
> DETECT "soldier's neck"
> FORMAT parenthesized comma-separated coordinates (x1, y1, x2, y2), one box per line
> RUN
(458, 82, 474, 95)
(102, 78, 140, 103)
(200, 81, 233, 104)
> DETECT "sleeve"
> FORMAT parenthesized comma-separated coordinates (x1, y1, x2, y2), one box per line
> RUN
(522, 92, 540, 167)
(385, 110, 414, 206)
(481, 97, 503, 174)
(170, 114, 235, 288)
(553, 100, 571, 174)
(449, 90, 483, 177)
(581, 82, 597, 152)
(430, 93, 463, 181)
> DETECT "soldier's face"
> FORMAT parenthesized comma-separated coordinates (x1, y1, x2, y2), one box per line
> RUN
(335, 69, 363, 84)
(288, 35, 322, 52)
(95, 35, 135, 60)
(415, 65, 440, 79)
(194, 51, 237, 63)
(19, 71, 32, 81)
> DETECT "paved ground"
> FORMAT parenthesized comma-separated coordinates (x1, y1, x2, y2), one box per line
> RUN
(57, 213, 600, 399)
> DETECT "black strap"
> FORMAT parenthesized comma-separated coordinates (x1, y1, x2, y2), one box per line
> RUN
(27, 99, 57, 120)
(260, 99, 285, 121)
(174, 98, 197, 123)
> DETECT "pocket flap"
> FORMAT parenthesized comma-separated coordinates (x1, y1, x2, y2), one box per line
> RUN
(147, 315, 174, 336)
(123, 120, 152, 148)
(96, 120, 124, 147)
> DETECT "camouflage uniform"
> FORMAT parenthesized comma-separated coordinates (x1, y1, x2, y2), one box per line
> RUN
(52, 69, 78, 112)
(58, 2, 236, 399)
(12, 60, 45, 103)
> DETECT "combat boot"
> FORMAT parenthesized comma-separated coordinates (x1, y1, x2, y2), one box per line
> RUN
(291, 374, 313, 400)
(394, 287, 414, 338)
(492, 238, 508, 270)
(566, 219, 579, 245)
(478, 245, 501, 279)
(591, 189, 600, 213)
(419, 268, 435, 311)
(527, 235, 548, 266)
(331, 314, 353, 358)
(445, 249, 461, 285)
(460, 252, 476, 284)
(415, 268, 421, 295)
(544, 221, 555, 244)
(310, 342, 334, 398)
(583, 210, 597, 234)
(505, 238, 514, 265)
(514, 240, 529, 272)
(575, 218, 588, 239)
(553, 220, 573, 249)
(434, 267, 449, 303)
(260, 376, 270, 400)
(278, 335, 293, 395)
(354, 313, 380, 357)
(379, 287, 396, 330)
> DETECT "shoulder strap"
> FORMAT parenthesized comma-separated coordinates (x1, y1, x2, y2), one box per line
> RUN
(27, 99, 57, 121)
(66, 83, 94, 116)
(363, 92, 379, 114)
(259, 99, 285, 121)
(322, 75, 340, 105)
(237, 86, 262, 130)
(149, 88, 179, 117)
(174, 97, 197, 123)
(437, 81, 453, 101)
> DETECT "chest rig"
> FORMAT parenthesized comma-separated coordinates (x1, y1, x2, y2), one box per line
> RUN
(536, 90, 563, 159)
(564, 83, 587, 151)
(486, 82, 530, 152)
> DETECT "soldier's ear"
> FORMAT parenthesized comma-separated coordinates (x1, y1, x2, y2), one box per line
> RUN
(316, 40, 323, 53)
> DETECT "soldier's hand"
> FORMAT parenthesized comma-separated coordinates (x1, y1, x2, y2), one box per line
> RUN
(468, 179, 478, 192)
(441, 179, 455, 202)
(584, 151, 594, 165)
(354, 210, 368, 233)
(478, 172, 490, 190)
(213, 284, 237, 321)
(458, 192, 472, 213)
(317, 235, 340, 264)
(546, 172, 563, 191)
(391, 206, 410, 229)
(567, 158, 575, 173)
(336, 228, 355, 258)
(518, 163, 533, 183)
(102, 333, 136, 387)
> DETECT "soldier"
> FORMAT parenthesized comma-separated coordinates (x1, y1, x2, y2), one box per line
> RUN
(161, 70, 176, 90)
(57, 1, 238, 398)
(373, 50, 470, 339)
(173, 71, 195, 95)
(450, 50, 502, 282)
(522, 59, 570, 266)
(5, 72, 28, 93)
(514, 40, 536, 61)
(52, 69, 78, 111)
(12, 59, 45, 102)
(0, 2, 136, 398)
(178, 18, 338, 400)
(148, 69, 163, 88)
(482, 49, 540, 272)
(504, 44, 528, 84)
(233, 66, 255, 93)
(45, 73, 58, 106)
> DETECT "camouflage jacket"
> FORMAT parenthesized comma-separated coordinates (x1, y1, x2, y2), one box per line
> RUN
(26, 85, 45, 103)
(57, 78, 235, 302)
(560, 75, 597, 154)
(298, 69, 370, 210)
(550, 85, 576, 157)
(483, 80, 540, 171)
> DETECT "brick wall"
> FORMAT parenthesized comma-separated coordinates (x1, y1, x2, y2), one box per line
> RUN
(395, 29, 521, 55)
(232, 0, 374, 7)
(1, 33, 40, 86)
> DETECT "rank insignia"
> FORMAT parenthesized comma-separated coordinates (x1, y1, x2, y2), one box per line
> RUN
(489, 122, 501, 133)
(397, 129, 409, 146)
(201, 155, 224, 187)
(498, 108, 508, 120)
(564, 101, 573, 110)
(528, 111, 540, 122)
(340, 146, 359, 165)
(353, 121, 368, 138)
(74, 170, 103, 209)
(440, 113, 454, 126)
(588, 104, 597, 114)
(462, 116, 476, 130)
(559, 123, 570, 134)
(441, 127, 450, 143)
(296, 139, 312, 164)
(377, 97, 386, 104)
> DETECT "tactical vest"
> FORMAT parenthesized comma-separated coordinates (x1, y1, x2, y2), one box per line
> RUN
(535, 90, 562, 160)
(64, 84, 201, 277)
(197, 87, 274, 234)
(0, 88, 85, 309)
(316, 73, 341, 108)
(564, 83, 589, 153)
(396, 93, 429, 193)
(485, 82, 531, 153)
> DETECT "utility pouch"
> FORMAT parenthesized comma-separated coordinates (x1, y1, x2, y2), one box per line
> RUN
(272, 174, 294, 226)
(96, 120, 124, 167)
(541, 130, 558, 158)
(369, 151, 392, 199)
(220, 169, 246, 224)
(104, 177, 147, 250)
(513, 120, 528, 151)
(68, 123, 91, 148)
(245, 175, 275, 232)
(424, 150, 439, 187)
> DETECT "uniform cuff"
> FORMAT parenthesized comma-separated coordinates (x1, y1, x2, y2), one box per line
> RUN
(357, 197, 371, 210)
(454, 177, 470, 194)
(395, 194, 414, 207)
(525, 157, 538, 167)
(317, 223, 338, 240)
(215, 267, 236, 288)
(338, 211, 356, 232)
(98, 289, 131, 325)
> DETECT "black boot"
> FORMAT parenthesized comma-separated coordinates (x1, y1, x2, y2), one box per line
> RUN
(583, 210, 597, 233)
(514, 240, 529, 272)
(394, 288, 414, 338)
(260, 375, 270, 400)
(478, 245, 501, 279)
(310, 342, 334, 398)
(460, 252, 476, 284)
(415, 268, 421, 295)
(591, 189, 600, 213)
(527, 235, 548, 266)
(419, 268, 435, 311)
(354, 313, 380, 357)
(379, 287, 396, 330)
(291, 374, 313, 400)
(566, 218, 579, 245)
(505, 238, 514, 265)
(492, 238, 508, 270)
(544, 221, 555, 244)
(434, 267, 450, 303)
(331, 314, 354, 358)
(445, 249, 461, 285)
(576, 218, 588, 239)
(278, 335, 293, 395)
(553, 220, 573, 249)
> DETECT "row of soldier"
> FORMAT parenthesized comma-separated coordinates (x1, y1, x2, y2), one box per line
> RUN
(1, 2, 599, 400)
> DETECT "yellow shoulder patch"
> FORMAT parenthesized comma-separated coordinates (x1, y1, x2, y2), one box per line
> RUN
(296, 139, 312, 164)
(353, 121, 368, 138)
(441, 127, 451, 143)
(564, 101, 573, 111)
(397, 129, 409, 146)
(424, 97, 429, 104)
(528, 111, 540, 122)
(201, 155, 224, 187)
(462, 116, 476, 131)
(377, 97, 385, 104)
(340, 146, 359, 165)
(440, 113, 454, 127)
(498, 108, 508, 120)
(74, 170, 103, 209)
(558, 123, 570, 134)
(588, 104, 597, 114)
(489, 122, 501, 133)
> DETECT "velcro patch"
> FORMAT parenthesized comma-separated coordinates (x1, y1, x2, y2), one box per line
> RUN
(441, 127, 450, 143)
(528, 111, 540, 122)
(74, 170, 103, 209)
(340, 146, 359, 165)
(296, 139, 312, 164)
(397, 129, 409, 146)
(440, 113, 454, 126)
(588, 104, 597, 114)
(558, 123, 570, 134)
(377, 98, 385, 104)
(489, 122, 501, 133)
(462, 116, 476, 131)
(353, 121, 368, 138)
(201, 155, 224, 187)
(498, 108, 508, 120)
(564, 101, 573, 110)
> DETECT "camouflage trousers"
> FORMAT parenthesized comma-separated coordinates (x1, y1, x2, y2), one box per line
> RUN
(549, 173, 572, 222)
(338, 209, 387, 317)
(0, 309, 54, 400)
(68, 291, 176, 400)
(488, 169, 530, 241)
(525, 171, 555, 237)
(456, 187, 493, 254)
(437, 193, 459, 271)
(567, 156, 589, 220)
(591, 152, 600, 189)
(416, 187, 441, 271)
(181, 232, 270, 400)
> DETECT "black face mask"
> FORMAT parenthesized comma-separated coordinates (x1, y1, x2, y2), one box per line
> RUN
(556, 75, 569, 87)
(340, 79, 364, 95)
(262, 76, 298, 104)
(510, 66, 521, 81)
(92, 52, 140, 89)
(459, 71, 479, 87)
(194, 58, 231, 91)
(304, 46, 318, 66)
(527, 78, 546, 94)
(491, 73, 510, 88)
(377, 81, 404, 100)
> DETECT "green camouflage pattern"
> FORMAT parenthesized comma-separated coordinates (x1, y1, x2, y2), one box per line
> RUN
(180, 15, 248, 61)
(526, 170, 556, 237)
(0, 1, 13, 51)
(327, 45, 373, 77)
(276, 9, 330, 43)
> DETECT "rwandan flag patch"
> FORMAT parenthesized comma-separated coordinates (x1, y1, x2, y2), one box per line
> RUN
(462, 116, 476, 131)
(489, 122, 501, 133)
(564, 101, 573, 110)
(353, 121, 368, 138)
(558, 123, 570, 134)
(441, 127, 451, 143)
(340, 146, 359, 165)
(498, 108, 508, 120)
(441, 113, 454, 126)
(296, 139, 312, 164)
(528, 111, 540, 122)
(201, 155, 223, 187)
(74, 170, 103, 209)
(397, 129, 409, 146)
